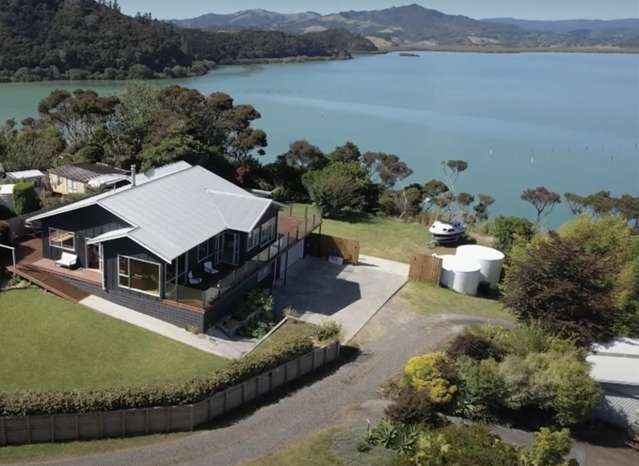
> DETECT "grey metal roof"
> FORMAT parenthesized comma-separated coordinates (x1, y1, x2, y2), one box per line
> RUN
(6, 170, 45, 180)
(29, 165, 274, 263)
(48, 163, 127, 183)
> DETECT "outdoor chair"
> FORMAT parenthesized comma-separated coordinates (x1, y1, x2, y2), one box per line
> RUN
(204, 261, 219, 275)
(188, 271, 203, 286)
(55, 252, 77, 269)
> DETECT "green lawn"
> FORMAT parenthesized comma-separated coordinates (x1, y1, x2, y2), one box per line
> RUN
(0, 289, 228, 393)
(290, 204, 435, 263)
(0, 433, 189, 464)
(400, 282, 514, 321)
(251, 318, 319, 356)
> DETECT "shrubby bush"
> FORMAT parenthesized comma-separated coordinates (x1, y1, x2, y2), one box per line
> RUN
(401, 326, 600, 427)
(503, 219, 635, 345)
(492, 216, 535, 256)
(385, 386, 437, 426)
(403, 352, 457, 405)
(0, 334, 317, 416)
(413, 424, 520, 466)
(12, 182, 41, 215)
(412, 424, 573, 466)
(314, 320, 342, 342)
(447, 333, 502, 361)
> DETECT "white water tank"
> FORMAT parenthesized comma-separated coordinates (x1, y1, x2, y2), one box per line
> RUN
(439, 255, 481, 296)
(456, 245, 505, 289)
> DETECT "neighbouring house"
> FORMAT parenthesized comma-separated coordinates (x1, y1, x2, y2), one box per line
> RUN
(48, 163, 129, 195)
(0, 183, 15, 212)
(5, 169, 47, 188)
(588, 338, 639, 429)
(25, 162, 315, 331)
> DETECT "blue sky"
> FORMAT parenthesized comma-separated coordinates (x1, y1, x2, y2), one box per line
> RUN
(118, 1, 639, 21)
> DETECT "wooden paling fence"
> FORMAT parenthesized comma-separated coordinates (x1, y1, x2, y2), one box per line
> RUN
(409, 254, 443, 285)
(0, 343, 340, 446)
(306, 233, 360, 265)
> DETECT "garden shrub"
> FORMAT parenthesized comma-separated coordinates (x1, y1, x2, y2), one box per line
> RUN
(314, 320, 342, 342)
(367, 419, 420, 456)
(454, 356, 505, 421)
(492, 216, 535, 256)
(520, 428, 572, 466)
(0, 334, 318, 416)
(413, 424, 520, 466)
(12, 181, 41, 215)
(385, 386, 437, 426)
(403, 352, 457, 405)
(447, 333, 502, 361)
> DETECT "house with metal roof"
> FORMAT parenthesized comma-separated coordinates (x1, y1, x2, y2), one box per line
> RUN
(25, 162, 303, 331)
(588, 338, 639, 429)
(47, 163, 129, 195)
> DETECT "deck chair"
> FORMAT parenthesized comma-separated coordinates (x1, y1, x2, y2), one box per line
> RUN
(56, 252, 77, 269)
(204, 261, 218, 275)
(188, 271, 203, 286)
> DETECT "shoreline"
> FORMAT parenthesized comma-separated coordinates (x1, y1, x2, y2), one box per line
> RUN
(383, 45, 639, 55)
(1, 46, 637, 85)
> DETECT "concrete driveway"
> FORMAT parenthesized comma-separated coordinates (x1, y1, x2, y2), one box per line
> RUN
(274, 255, 408, 342)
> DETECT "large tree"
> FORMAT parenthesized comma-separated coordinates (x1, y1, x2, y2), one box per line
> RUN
(302, 161, 370, 217)
(278, 140, 327, 171)
(521, 186, 561, 226)
(363, 152, 413, 188)
(503, 231, 618, 345)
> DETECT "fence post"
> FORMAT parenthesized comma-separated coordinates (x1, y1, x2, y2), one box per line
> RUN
(98, 412, 103, 439)
(311, 347, 316, 371)
(189, 405, 194, 431)
(0, 417, 5, 446)
(166, 407, 171, 433)
(144, 408, 149, 434)
(121, 411, 126, 437)
(50, 415, 55, 442)
(74, 413, 79, 441)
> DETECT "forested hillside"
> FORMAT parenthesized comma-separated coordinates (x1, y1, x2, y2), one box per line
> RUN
(0, 0, 375, 82)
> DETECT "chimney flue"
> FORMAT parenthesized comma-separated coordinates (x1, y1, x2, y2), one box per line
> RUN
(130, 165, 137, 187)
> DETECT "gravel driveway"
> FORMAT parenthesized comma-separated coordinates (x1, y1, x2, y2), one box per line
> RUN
(20, 292, 493, 466)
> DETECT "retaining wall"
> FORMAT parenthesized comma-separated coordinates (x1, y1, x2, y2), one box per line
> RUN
(0, 342, 340, 446)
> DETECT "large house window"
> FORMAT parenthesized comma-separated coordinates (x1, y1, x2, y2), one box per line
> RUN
(118, 255, 161, 297)
(260, 218, 277, 246)
(247, 227, 260, 251)
(198, 235, 222, 263)
(49, 228, 75, 252)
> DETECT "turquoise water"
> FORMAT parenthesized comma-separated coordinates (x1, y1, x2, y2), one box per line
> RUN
(0, 52, 637, 225)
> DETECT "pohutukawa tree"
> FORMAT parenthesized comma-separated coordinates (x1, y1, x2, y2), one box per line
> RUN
(362, 152, 413, 188)
(521, 186, 562, 226)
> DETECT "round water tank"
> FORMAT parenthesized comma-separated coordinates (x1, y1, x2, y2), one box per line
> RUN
(440, 255, 481, 296)
(456, 245, 505, 289)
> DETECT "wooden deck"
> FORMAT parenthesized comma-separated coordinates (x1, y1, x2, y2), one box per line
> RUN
(9, 264, 90, 302)
(7, 238, 92, 303)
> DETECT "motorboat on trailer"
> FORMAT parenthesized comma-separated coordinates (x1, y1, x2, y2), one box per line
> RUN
(429, 220, 466, 245)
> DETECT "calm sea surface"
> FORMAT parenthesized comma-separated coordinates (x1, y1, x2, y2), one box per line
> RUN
(1, 52, 637, 225)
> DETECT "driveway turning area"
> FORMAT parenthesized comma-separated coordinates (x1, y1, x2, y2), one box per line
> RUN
(275, 256, 408, 342)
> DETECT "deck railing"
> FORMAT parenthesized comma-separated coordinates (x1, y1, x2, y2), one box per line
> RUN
(168, 206, 322, 310)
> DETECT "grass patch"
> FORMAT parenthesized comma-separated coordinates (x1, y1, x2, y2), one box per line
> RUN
(0, 433, 189, 464)
(0, 289, 228, 393)
(288, 204, 493, 263)
(251, 318, 319, 357)
(400, 282, 514, 321)
(242, 427, 411, 466)
(290, 204, 433, 263)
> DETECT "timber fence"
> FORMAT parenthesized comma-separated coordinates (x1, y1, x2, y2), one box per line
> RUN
(0, 342, 340, 446)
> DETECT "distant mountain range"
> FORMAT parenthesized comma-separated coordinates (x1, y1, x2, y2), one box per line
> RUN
(173, 4, 639, 51)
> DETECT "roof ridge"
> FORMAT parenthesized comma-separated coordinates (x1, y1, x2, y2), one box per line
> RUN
(206, 189, 264, 200)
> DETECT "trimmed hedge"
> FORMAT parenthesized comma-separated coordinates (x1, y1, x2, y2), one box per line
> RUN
(0, 335, 315, 417)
